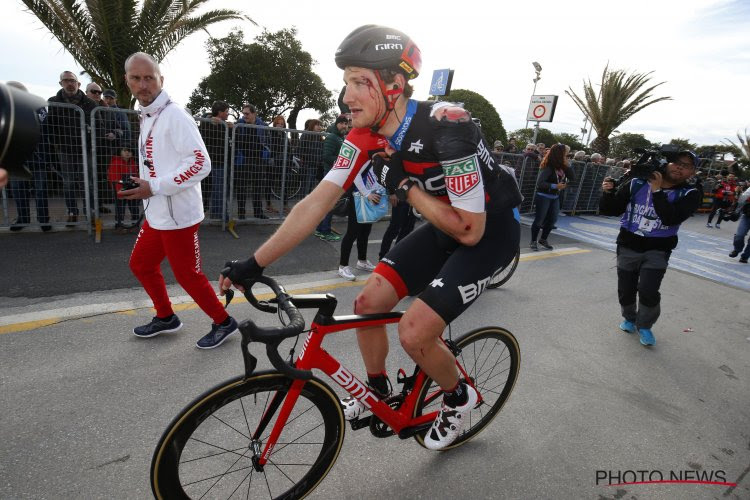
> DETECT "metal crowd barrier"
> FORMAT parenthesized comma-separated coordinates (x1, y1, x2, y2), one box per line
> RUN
(1, 101, 92, 234)
(4, 107, 732, 237)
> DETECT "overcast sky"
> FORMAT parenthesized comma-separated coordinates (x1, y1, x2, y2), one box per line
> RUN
(2, 0, 749, 147)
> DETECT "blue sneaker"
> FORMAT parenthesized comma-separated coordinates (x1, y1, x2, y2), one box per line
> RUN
(619, 320, 636, 334)
(638, 328, 655, 346)
(133, 315, 183, 338)
(196, 317, 239, 349)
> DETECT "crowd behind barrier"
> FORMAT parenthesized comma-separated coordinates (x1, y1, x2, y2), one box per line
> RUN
(0, 101, 734, 237)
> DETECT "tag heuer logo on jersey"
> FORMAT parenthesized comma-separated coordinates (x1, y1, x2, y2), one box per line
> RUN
(333, 142, 360, 170)
(443, 156, 480, 196)
(408, 139, 424, 153)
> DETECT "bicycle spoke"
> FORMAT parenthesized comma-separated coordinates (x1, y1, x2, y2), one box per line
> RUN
(269, 421, 326, 456)
(210, 413, 251, 440)
(180, 444, 247, 463)
(198, 447, 252, 499)
(265, 457, 301, 485)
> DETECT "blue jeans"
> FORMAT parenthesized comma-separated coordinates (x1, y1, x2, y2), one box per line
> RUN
(316, 212, 333, 233)
(9, 166, 49, 223)
(530, 194, 560, 242)
(733, 213, 750, 259)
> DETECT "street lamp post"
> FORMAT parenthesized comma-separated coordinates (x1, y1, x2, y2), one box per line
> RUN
(525, 61, 542, 130)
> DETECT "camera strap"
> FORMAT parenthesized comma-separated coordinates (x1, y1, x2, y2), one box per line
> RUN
(138, 100, 173, 165)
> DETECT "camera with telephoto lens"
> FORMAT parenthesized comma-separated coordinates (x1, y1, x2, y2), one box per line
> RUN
(628, 144, 681, 180)
(0, 82, 47, 179)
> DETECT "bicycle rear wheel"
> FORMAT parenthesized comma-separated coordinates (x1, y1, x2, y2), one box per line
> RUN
(487, 247, 520, 289)
(151, 372, 345, 499)
(413, 326, 520, 450)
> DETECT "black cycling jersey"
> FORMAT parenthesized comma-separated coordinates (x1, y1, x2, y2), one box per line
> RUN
(325, 99, 521, 214)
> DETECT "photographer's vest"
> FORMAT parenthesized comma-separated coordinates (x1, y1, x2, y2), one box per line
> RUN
(620, 178, 691, 238)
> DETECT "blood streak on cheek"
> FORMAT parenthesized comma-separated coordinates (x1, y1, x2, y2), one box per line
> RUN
(465, 225, 471, 231)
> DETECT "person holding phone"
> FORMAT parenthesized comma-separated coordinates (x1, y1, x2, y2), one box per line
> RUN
(530, 143, 575, 250)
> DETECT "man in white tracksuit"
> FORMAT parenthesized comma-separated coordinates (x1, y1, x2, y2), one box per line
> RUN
(119, 52, 238, 349)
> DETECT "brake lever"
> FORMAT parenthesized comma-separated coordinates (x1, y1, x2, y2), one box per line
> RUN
(224, 288, 234, 308)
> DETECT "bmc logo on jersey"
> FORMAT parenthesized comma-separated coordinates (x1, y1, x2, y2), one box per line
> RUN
(443, 156, 480, 196)
(333, 141, 360, 170)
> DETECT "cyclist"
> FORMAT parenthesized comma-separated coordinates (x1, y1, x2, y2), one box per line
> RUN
(220, 25, 521, 450)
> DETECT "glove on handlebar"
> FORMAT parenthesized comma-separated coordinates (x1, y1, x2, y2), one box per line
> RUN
(223, 256, 264, 287)
(371, 152, 407, 193)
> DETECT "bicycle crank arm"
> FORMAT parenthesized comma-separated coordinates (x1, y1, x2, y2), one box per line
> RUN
(397, 421, 433, 440)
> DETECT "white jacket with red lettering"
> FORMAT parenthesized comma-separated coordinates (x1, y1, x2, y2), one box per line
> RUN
(138, 90, 210, 229)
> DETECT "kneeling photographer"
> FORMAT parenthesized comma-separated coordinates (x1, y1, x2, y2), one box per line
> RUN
(599, 148, 700, 346)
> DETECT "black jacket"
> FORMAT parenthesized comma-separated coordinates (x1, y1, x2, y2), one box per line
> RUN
(535, 164, 575, 195)
(46, 89, 99, 154)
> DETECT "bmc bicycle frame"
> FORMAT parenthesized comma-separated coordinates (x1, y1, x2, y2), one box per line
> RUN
(255, 313, 439, 467)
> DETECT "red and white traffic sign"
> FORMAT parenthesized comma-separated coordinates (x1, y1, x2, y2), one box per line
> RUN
(526, 95, 558, 122)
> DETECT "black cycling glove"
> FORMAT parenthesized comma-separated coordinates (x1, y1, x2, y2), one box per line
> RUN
(223, 256, 264, 286)
(371, 152, 407, 193)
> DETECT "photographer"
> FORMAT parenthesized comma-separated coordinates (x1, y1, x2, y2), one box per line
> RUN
(599, 150, 700, 346)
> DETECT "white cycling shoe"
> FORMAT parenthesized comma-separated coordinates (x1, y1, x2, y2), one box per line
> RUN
(423, 384, 478, 450)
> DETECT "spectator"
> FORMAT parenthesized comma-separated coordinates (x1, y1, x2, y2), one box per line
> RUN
(268, 115, 290, 213)
(599, 150, 700, 346)
(506, 136, 518, 154)
(85, 82, 103, 105)
(107, 146, 139, 232)
(590, 152, 604, 164)
(378, 193, 417, 259)
(338, 167, 381, 281)
(198, 100, 231, 220)
(313, 115, 349, 241)
(234, 104, 268, 220)
(299, 118, 324, 195)
(523, 143, 540, 162)
(492, 140, 503, 153)
(101, 89, 132, 153)
(119, 52, 239, 349)
(573, 150, 586, 162)
(46, 71, 98, 225)
(707, 171, 737, 228)
(529, 143, 575, 250)
(729, 185, 750, 263)
(605, 158, 616, 166)
(6, 80, 51, 232)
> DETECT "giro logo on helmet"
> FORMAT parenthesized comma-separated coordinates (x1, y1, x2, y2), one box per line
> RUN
(375, 43, 403, 51)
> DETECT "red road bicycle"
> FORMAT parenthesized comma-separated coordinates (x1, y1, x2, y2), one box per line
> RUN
(151, 275, 521, 499)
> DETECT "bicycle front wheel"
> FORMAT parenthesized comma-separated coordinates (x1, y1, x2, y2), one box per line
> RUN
(413, 326, 520, 450)
(151, 372, 345, 500)
(487, 247, 520, 289)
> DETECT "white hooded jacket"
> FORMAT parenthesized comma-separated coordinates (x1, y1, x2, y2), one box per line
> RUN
(138, 90, 210, 229)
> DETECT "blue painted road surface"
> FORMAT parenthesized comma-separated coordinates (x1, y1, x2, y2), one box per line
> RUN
(522, 214, 750, 292)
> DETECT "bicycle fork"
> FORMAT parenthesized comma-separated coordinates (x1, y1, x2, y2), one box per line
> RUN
(249, 378, 307, 471)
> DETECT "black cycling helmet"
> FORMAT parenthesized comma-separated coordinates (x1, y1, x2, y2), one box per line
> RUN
(335, 25, 421, 80)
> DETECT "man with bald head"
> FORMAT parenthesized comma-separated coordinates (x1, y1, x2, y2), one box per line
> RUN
(46, 70, 98, 224)
(118, 52, 238, 349)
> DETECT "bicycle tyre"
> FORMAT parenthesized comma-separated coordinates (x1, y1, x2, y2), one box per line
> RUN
(412, 326, 520, 450)
(271, 165, 302, 201)
(487, 247, 520, 289)
(151, 372, 345, 500)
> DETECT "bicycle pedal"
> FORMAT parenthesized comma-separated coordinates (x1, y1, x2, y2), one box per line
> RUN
(349, 415, 371, 431)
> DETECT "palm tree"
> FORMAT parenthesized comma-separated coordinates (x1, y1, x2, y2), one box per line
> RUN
(724, 129, 750, 164)
(566, 65, 671, 155)
(20, 0, 251, 108)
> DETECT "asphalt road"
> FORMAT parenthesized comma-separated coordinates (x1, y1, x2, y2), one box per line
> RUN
(1, 214, 749, 499)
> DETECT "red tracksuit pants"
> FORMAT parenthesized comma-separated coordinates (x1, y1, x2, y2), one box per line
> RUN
(129, 221, 228, 324)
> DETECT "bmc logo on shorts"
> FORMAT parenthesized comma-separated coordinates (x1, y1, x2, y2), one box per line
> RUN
(333, 142, 359, 170)
(443, 156, 480, 196)
(458, 276, 491, 304)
